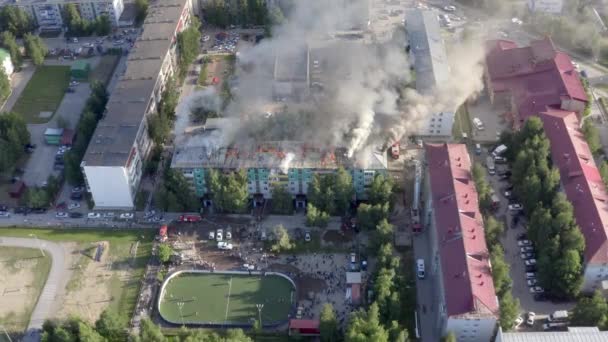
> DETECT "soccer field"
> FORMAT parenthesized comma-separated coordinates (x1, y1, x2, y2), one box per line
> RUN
(159, 272, 295, 326)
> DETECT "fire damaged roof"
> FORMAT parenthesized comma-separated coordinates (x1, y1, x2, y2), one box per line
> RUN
(425, 143, 499, 318)
(540, 109, 608, 265)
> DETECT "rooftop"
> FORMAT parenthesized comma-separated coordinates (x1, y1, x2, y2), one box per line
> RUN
(171, 119, 388, 170)
(540, 109, 608, 264)
(406, 9, 450, 94)
(499, 327, 608, 342)
(425, 143, 499, 318)
(485, 37, 588, 122)
(83, 0, 186, 167)
(273, 44, 309, 82)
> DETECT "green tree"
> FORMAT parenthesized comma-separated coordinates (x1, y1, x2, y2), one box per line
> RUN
(0, 31, 22, 67)
(95, 15, 112, 36)
(225, 329, 253, 342)
(345, 303, 389, 342)
(583, 119, 602, 156)
(0, 67, 9, 102)
(271, 185, 293, 214)
(484, 215, 504, 247)
(471, 162, 492, 212)
(135, 0, 149, 24)
(0, 6, 33, 37)
(442, 331, 457, 342)
(320, 303, 339, 342)
(367, 174, 393, 206)
(373, 219, 394, 249)
(95, 309, 126, 341)
(334, 167, 354, 214)
(356, 203, 389, 230)
(270, 225, 294, 253)
(63, 4, 84, 35)
(135, 318, 166, 342)
(158, 243, 173, 263)
(177, 17, 201, 77)
(306, 203, 329, 228)
(23, 33, 47, 65)
(77, 321, 105, 342)
(571, 290, 608, 328)
(490, 245, 511, 297)
(26, 187, 49, 208)
(387, 321, 409, 342)
(499, 292, 521, 330)
(0, 111, 29, 173)
(600, 161, 608, 187)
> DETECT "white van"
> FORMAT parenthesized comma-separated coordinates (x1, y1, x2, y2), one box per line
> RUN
(416, 259, 425, 279)
(473, 117, 485, 130)
(547, 310, 569, 322)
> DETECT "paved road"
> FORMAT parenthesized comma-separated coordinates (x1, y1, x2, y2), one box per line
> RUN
(0, 237, 66, 342)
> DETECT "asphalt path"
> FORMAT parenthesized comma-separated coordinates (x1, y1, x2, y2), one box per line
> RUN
(0, 237, 66, 342)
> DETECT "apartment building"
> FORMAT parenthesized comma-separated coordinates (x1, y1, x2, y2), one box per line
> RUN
(171, 118, 388, 207)
(423, 143, 499, 342)
(539, 109, 608, 293)
(484, 37, 588, 128)
(1, 0, 125, 29)
(82, 0, 193, 210)
(405, 10, 455, 138)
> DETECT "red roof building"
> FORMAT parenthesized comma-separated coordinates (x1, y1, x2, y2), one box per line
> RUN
(485, 37, 588, 127)
(424, 143, 498, 341)
(539, 109, 608, 292)
(288, 319, 320, 336)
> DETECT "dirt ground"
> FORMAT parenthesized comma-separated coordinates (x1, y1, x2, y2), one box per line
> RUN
(55, 241, 120, 323)
(202, 56, 232, 91)
(0, 247, 51, 333)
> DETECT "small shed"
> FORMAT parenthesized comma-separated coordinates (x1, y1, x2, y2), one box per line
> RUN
(61, 129, 75, 146)
(70, 60, 90, 79)
(9, 181, 26, 198)
(44, 128, 64, 145)
(288, 319, 320, 336)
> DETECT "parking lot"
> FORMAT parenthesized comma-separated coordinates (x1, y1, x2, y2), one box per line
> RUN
(468, 96, 510, 143)
(475, 147, 576, 329)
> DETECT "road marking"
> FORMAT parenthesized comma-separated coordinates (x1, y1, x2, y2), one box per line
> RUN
(224, 277, 233, 324)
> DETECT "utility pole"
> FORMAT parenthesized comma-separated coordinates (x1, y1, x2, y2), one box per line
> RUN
(256, 303, 264, 328)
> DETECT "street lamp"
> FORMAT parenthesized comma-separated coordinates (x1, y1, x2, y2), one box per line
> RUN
(255, 303, 264, 328)
(0, 325, 12, 342)
(177, 302, 185, 327)
(28, 234, 45, 257)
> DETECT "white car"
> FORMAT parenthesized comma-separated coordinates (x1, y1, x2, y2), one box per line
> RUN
(527, 279, 538, 287)
(70, 81, 79, 86)
(529, 286, 544, 294)
(513, 316, 524, 329)
(208, 231, 215, 240)
(216, 229, 223, 241)
(217, 241, 233, 250)
(525, 272, 536, 279)
(304, 231, 311, 242)
(103, 212, 115, 218)
(55, 212, 69, 219)
(226, 230, 232, 240)
(525, 259, 537, 266)
(508, 203, 523, 211)
(416, 259, 425, 279)
(119, 213, 134, 219)
(202, 35, 210, 42)
(526, 312, 536, 326)
(517, 240, 532, 247)
(87, 212, 101, 219)
(444, 5, 456, 12)
(68, 202, 81, 210)
(520, 246, 534, 253)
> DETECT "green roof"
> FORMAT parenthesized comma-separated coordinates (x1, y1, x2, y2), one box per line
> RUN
(70, 60, 90, 71)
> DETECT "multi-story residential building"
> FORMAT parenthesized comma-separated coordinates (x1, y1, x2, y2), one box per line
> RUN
(0, 0, 125, 29)
(423, 143, 499, 342)
(82, 0, 193, 210)
(484, 37, 588, 128)
(171, 118, 388, 207)
(527, 0, 564, 14)
(539, 109, 608, 293)
(405, 10, 455, 138)
(496, 326, 608, 342)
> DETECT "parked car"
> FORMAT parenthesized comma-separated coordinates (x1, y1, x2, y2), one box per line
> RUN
(416, 258, 425, 279)
(534, 293, 547, 301)
(527, 279, 538, 287)
(208, 231, 215, 240)
(104, 212, 115, 218)
(509, 203, 523, 211)
(517, 240, 532, 247)
(529, 286, 545, 294)
(526, 265, 538, 272)
(55, 212, 68, 219)
(517, 233, 528, 240)
(520, 246, 534, 253)
(217, 241, 233, 250)
(526, 312, 536, 326)
(68, 202, 81, 210)
(0, 211, 10, 218)
(305, 231, 311, 242)
(474, 143, 481, 155)
(87, 212, 101, 219)
(526, 272, 537, 279)
(69, 212, 83, 218)
(226, 228, 232, 240)
(525, 259, 537, 266)
(119, 213, 134, 219)
(513, 316, 524, 329)
(216, 229, 223, 241)
(520, 252, 535, 260)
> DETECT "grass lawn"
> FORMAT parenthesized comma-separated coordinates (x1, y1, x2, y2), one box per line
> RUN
(159, 273, 294, 325)
(90, 55, 121, 86)
(0, 228, 154, 317)
(12, 66, 70, 124)
(0, 247, 52, 335)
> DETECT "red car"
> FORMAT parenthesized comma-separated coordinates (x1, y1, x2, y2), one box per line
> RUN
(178, 215, 202, 223)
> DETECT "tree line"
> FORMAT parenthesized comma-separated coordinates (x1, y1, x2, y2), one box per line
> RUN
(63, 3, 112, 37)
(0, 111, 30, 173)
(203, 0, 270, 29)
(176, 17, 201, 79)
(502, 117, 586, 299)
(0, 6, 34, 37)
(0, 30, 47, 68)
(63, 81, 109, 185)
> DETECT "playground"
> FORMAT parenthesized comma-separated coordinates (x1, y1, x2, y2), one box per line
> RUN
(158, 271, 295, 326)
